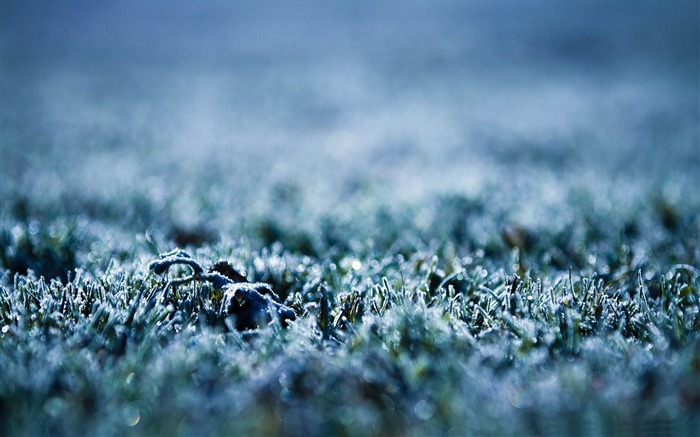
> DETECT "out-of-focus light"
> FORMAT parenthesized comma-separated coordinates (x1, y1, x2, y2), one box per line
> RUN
(124, 406, 141, 427)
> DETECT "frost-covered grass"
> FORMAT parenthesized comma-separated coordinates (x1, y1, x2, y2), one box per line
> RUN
(2, 2, 699, 436)
(1, 185, 699, 436)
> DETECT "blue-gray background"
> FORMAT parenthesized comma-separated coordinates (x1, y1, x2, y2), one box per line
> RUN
(2, 1, 698, 231)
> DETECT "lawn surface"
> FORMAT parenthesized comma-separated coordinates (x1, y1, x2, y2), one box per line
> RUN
(1, 2, 699, 436)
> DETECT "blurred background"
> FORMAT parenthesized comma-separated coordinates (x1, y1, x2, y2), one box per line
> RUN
(2, 1, 698, 235)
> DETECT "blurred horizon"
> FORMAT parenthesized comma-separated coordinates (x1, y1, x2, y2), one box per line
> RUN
(2, 1, 698, 230)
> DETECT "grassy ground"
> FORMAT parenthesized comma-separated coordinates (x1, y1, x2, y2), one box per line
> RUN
(1, 2, 699, 436)
(1, 185, 699, 436)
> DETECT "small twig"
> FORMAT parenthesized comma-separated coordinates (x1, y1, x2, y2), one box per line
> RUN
(148, 249, 296, 330)
(148, 249, 204, 277)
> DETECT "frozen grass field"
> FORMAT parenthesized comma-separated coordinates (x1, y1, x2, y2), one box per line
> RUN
(1, 2, 699, 436)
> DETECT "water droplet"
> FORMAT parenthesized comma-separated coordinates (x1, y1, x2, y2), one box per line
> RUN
(279, 387, 291, 402)
(44, 397, 66, 417)
(123, 405, 140, 427)
(28, 221, 39, 235)
(414, 399, 434, 420)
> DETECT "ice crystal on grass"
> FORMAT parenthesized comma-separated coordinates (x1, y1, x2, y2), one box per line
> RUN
(1, 227, 699, 435)
(1, 3, 699, 435)
(147, 249, 296, 331)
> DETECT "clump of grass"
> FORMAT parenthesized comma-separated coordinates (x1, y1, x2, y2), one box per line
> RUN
(0, 219, 86, 283)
